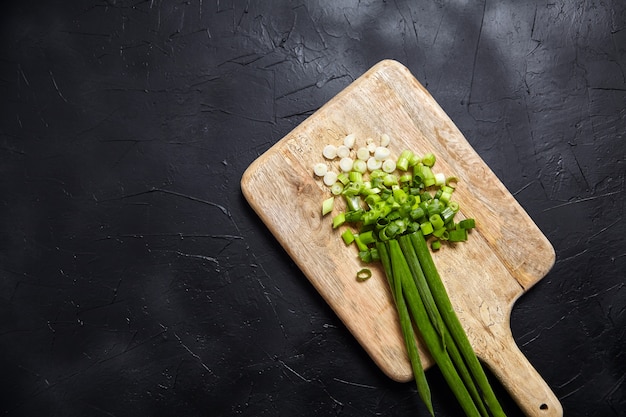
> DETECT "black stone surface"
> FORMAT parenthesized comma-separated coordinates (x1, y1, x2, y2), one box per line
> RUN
(1, 1, 624, 416)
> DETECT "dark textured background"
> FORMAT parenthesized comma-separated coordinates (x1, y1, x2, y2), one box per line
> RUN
(1, 1, 624, 416)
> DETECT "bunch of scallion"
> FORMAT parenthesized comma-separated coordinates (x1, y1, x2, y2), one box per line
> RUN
(315, 137, 507, 417)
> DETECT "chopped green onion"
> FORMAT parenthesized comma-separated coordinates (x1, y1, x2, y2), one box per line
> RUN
(322, 144, 337, 159)
(358, 230, 376, 245)
(374, 146, 391, 161)
(364, 194, 381, 208)
(448, 228, 468, 242)
(446, 176, 459, 187)
(344, 195, 361, 211)
(354, 235, 369, 252)
(420, 221, 434, 235)
(332, 212, 345, 229)
(337, 172, 350, 185)
(337, 145, 350, 158)
(448, 201, 460, 212)
(344, 210, 364, 222)
(426, 199, 444, 216)
(409, 153, 421, 166)
(349, 171, 363, 183)
(367, 157, 382, 171)
(459, 218, 476, 230)
(430, 214, 444, 230)
(323, 171, 338, 186)
(343, 182, 362, 197)
(432, 227, 449, 239)
(331, 182, 344, 195)
(382, 159, 397, 173)
(440, 190, 453, 204)
(353, 159, 367, 173)
(422, 152, 436, 167)
(357, 147, 370, 161)
(344, 133, 356, 148)
(419, 165, 436, 187)
(410, 207, 426, 221)
(399, 173, 413, 183)
(397, 150, 414, 171)
(341, 229, 355, 245)
(440, 206, 457, 223)
(322, 197, 334, 216)
(313, 162, 328, 177)
(383, 174, 398, 187)
(359, 250, 372, 263)
(339, 157, 354, 172)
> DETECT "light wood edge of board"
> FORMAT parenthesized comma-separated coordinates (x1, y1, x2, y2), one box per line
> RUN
(472, 291, 562, 417)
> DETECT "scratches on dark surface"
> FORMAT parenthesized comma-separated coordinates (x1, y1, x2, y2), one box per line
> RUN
(104, 187, 231, 218)
(558, 371, 585, 400)
(541, 190, 622, 212)
(173, 331, 213, 375)
(171, 250, 219, 265)
(333, 377, 377, 390)
(277, 357, 311, 383)
(466, 0, 487, 107)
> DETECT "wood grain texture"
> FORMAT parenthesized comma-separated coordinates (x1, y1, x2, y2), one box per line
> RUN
(241, 60, 561, 417)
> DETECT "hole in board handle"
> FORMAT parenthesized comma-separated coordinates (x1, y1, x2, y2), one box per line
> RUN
(540, 403, 549, 410)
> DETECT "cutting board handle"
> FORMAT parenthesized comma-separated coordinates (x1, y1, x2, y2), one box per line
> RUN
(484, 331, 563, 417)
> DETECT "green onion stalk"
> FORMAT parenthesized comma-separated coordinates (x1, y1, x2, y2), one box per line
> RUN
(320, 147, 507, 417)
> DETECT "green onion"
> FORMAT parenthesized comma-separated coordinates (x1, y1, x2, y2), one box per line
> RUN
(353, 159, 367, 173)
(322, 197, 334, 216)
(448, 228, 468, 242)
(397, 150, 414, 171)
(341, 229, 355, 245)
(343, 182, 362, 197)
(359, 250, 372, 263)
(440, 206, 457, 223)
(356, 268, 372, 281)
(395, 238, 446, 344)
(358, 230, 376, 245)
(388, 239, 481, 417)
(349, 171, 363, 183)
(332, 212, 345, 229)
(344, 195, 361, 212)
(422, 152, 436, 167)
(377, 242, 434, 416)
(331, 182, 344, 195)
(354, 234, 369, 252)
(337, 172, 350, 185)
(432, 227, 448, 240)
(314, 141, 499, 417)
(410, 231, 506, 417)
(446, 176, 459, 187)
(430, 214, 444, 230)
(345, 210, 364, 223)
(420, 221, 434, 235)
(410, 207, 426, 221)
(459, 218, 476, 229)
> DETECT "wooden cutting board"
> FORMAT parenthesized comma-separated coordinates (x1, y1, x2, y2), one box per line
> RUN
(241, 60, 562, 417)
